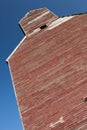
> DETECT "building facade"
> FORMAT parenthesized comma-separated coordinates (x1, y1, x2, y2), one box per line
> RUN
(7, 8, 87, 130)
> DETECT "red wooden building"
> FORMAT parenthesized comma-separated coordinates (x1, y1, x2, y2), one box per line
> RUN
(7, 8, 87, 130)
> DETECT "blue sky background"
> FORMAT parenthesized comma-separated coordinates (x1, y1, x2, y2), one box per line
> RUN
(0, 1, 87, 130)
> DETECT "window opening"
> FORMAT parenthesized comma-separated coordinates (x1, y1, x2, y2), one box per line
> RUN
(40, 24, 48, 30)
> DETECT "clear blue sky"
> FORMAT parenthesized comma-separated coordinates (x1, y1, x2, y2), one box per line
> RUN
(0, 1, 87, 130)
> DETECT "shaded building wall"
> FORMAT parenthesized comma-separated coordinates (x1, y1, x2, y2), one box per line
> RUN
(7, 8, 87, 130)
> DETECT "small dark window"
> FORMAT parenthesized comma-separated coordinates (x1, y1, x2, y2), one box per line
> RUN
(40, 24, 48, 30)
(84, 97, 87, 102)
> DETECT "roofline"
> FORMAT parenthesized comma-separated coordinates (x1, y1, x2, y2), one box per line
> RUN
(8, 63, 25, 130)
(47, 16, 74, 30)
(6, 36, 26, 62)
(7, 9, 87, 62)
(6, 15, 75, 62)
(19, 7, 48, 25)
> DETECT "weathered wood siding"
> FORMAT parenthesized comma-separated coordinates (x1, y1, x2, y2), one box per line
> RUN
(8, 8, 87, 130)
(19, 8, 58, 36)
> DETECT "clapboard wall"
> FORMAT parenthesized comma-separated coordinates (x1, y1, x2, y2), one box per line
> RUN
(7, 8, 87, 130)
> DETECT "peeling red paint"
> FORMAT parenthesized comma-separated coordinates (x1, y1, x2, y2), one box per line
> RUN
(7, 8, 87, 130)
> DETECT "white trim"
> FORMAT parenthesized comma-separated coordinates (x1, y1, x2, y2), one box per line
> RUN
(6, 15, 75, 62)
(28, 28, 41, 37)
(27, 16, 74, 37)
(6, 36, 26, 62)
(28, 11, 50, 25)
(48, 16, 74, 30)
(49, 117, 64, 128)
(8, 62, 25, 130)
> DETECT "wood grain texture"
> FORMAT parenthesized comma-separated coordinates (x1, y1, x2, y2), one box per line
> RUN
(8, 10, 87, 130)
(19, 8, 58, 36)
